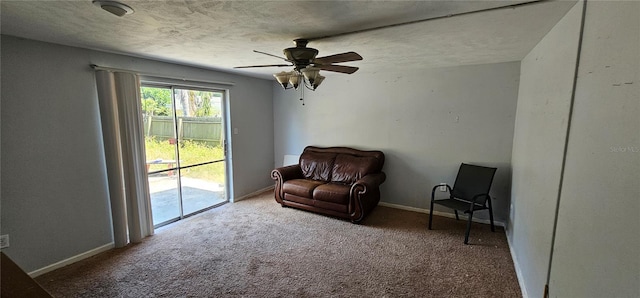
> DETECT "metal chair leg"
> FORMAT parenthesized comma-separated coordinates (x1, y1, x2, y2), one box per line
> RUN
(428, 199, 434, 230)
(454, 210, 459, 220)
(464, 210, 474, 244)
(488, 197, 495, 232)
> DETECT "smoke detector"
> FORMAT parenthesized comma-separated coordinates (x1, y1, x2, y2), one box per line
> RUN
(93, 1, 134, 17)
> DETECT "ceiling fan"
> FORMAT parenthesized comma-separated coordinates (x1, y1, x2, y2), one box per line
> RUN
(235, 38, 362, 91)
(235, 0, 543, 97)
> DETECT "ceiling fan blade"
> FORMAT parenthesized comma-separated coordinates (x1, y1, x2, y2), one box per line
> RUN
(314, 52, 363, 64)
(253, 50, 289, 61)
(317, 64, 359, 74)
(234, 64, 291, 69)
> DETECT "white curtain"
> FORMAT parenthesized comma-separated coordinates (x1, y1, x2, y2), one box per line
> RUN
(95, 70, 154, 247)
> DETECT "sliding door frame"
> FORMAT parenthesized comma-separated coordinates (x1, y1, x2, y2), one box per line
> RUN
(141, 80, 233, 227)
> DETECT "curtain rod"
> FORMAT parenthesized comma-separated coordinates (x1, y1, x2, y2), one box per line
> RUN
(90, 64, 236, 86)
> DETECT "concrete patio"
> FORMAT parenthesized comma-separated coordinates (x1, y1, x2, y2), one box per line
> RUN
(148, 175, 227, 225)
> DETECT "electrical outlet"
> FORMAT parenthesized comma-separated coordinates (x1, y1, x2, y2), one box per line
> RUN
(0, 234, 9, 249)
(439, 183, 447, 192)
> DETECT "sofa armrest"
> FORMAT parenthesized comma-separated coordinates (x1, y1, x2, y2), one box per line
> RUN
(352, 172, 386, 193)
(271, 164, 303, 182)
(271, 164, 303, 204)
(349, 172, 386, 222)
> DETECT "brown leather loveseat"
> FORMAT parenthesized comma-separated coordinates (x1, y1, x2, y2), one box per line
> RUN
(271, 146, 386, 223)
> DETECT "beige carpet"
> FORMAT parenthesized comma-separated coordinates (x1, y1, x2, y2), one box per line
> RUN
(36, 191, 521, 297)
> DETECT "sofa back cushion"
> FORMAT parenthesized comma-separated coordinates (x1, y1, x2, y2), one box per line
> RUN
(299, 151, 336, 182)
(331, 154, 379, 184)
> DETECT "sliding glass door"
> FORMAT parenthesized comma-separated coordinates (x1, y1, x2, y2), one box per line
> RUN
(141, 85, 228, 227)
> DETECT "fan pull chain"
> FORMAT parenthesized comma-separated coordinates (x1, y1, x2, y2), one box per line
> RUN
(300, 85, 305, 106)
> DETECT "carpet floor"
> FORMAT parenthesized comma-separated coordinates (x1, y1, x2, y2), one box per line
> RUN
(36, 191, 521, 297)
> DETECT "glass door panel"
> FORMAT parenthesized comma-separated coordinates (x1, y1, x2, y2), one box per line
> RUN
(142, 86, 181, 226)
(142, 85, 228, 227)
(148, 177, 180, 225)
(173, 88, 226, 215)
(181, 162, 226, 215)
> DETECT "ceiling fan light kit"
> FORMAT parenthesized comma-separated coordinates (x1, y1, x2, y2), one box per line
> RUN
(273, 69, 325, 92)
(273, 66, 325, 91)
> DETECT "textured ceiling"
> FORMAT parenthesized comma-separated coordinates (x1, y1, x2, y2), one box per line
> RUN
(1, 0, 576, 79)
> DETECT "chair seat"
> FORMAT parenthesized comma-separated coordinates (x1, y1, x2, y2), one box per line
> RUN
(433, 198, 487, 212)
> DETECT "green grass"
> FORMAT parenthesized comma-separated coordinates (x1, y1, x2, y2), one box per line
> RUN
(145, 137, 225, 183)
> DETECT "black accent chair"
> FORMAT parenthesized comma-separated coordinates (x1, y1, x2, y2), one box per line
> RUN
(428, 163, 497, 244)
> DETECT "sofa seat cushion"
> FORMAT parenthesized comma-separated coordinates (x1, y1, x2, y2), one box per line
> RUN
(313, 183, 351, 205)
(282, 179, 325, 198)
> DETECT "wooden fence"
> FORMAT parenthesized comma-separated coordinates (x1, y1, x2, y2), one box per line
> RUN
(143, 115, 222, 147)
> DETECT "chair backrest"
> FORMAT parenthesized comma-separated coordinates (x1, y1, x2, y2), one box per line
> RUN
(450, 163, 497, 205)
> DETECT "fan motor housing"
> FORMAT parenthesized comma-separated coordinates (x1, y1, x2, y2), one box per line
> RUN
(283, 47, 318, 69)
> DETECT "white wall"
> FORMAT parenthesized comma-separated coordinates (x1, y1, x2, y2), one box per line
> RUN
(273, 62, 520, 222)
(0, 35, 274, 272)
(549, 2, 639, 297)
(508, 2, 583, 297)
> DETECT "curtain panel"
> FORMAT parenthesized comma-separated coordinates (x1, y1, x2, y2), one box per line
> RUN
(95, 70, 153, 247)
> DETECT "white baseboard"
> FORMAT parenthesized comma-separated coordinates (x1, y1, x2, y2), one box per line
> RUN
(507, 232, 529, 298)
(233, 185, 274, 202)
(378, 201, 506, 227)
(28, 242, 114, 278)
